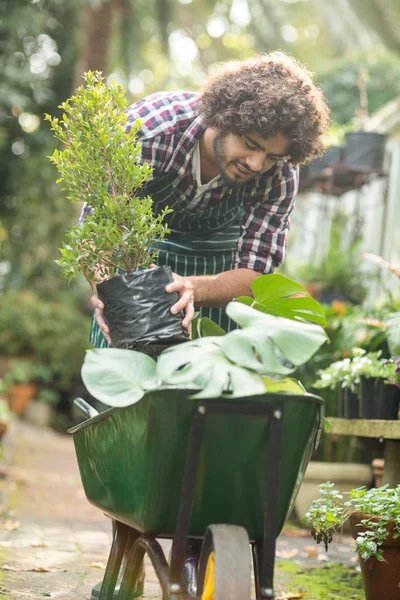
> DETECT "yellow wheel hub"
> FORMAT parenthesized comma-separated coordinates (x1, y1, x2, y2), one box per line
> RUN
(201, 551, 215, 600)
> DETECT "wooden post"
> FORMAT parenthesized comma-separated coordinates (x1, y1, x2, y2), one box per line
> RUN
(382, 440, 400, 487)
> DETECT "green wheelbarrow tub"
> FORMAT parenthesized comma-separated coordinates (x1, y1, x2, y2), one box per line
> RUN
(69, 389, 323, 542)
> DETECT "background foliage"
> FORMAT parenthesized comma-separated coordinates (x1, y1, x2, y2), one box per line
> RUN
(1, 0, 400, 423)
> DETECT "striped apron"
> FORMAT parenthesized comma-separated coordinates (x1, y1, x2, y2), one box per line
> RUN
(90, 174, 243, 348)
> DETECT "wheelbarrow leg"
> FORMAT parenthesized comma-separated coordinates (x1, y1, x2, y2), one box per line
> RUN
(98, 520, 143, 600)
(252, 543, 262, 600)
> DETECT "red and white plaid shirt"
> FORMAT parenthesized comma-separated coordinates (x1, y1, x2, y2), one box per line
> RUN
(81, 91, 298, 274)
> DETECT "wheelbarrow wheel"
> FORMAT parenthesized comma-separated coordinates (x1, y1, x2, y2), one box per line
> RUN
(196, 524, 251, 600)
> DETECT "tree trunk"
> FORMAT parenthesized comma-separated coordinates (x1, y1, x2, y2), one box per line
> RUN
(74, 0, 119, 89)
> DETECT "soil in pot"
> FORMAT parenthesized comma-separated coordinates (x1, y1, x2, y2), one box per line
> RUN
(359, 377, 376, 419)
(96, 265, 189, 356)
(350, 513, 400, 600)
(375, 380, 400, 420)
(344, 388, 359, 419)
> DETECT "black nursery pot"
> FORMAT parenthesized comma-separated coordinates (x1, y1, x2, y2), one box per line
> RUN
(337, 387, 345, 418)
(96, 265, 189, 355)
(375, 380, 400, 420)
(344, 388, 359, 419)
(344, 132, 387, 171)
(359, 376, 376, 419)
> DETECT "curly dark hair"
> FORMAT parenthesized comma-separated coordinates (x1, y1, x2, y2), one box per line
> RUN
(197, 51, 330, 165)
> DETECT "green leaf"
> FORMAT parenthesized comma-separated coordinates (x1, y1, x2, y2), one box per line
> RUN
(197, 317, 226, 337)
(236, 274, 326, 326)
(323, 417, 332, 433)
(81, 348, 157, 407)
(155, 303, 328, 399)
(261, 377, 306, 394)
(225, 302, 328, 374)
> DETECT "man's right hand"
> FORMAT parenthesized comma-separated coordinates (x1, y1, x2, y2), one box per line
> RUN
(90, 293, 112, 345)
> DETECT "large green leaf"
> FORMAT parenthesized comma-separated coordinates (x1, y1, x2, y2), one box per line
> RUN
(156, 338, 267, 399)
(156, 302, 328, 398)
(224, 302, 328, 374)
(235, 274, 326, 326)
(81, 348, 157, 407)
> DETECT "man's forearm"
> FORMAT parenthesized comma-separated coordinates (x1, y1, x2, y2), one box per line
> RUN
(187, 268, 262, 308)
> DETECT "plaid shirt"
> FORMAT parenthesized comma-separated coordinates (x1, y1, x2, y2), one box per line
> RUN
(80, 91, 298, 274)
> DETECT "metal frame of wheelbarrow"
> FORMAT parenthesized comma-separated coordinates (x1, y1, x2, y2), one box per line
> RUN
(98, 399, 284, 600)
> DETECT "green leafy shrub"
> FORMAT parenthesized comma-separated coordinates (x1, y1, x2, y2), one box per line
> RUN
(45, 71, 171, 281)
(305, 482, 400, 562)
(0, 289, 90, 388)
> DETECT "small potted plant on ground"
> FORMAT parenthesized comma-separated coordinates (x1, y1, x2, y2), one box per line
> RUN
(45, 71, 188, 353)
(25, 387, 60, 428)
(305, 482, 400, 600)
(4, 360, 38, 416)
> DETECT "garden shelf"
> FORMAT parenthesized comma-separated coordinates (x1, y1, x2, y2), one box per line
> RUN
(299, 164, 387, 196)
(327, 418, 400, 487)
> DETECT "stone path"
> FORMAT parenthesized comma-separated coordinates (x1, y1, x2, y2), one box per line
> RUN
(0, 420, 356, 599)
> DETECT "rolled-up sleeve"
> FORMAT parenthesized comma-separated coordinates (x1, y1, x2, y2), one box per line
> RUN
(233, 161, 299, 274)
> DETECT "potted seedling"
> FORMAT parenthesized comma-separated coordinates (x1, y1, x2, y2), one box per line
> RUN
(314, 349, 400, 420)
(4, 360, 38, 416)
(45, 71, 188, 353)
(305, 482, 400, 600)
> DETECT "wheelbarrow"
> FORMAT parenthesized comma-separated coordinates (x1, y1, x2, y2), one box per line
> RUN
(69, 388, 323, 599)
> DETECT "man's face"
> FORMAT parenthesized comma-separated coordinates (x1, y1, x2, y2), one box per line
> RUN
(212, 131, 290, 188)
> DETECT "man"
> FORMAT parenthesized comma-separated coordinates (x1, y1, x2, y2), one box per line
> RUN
(87, 51, 330, 347)
(89, 51, 329, 599)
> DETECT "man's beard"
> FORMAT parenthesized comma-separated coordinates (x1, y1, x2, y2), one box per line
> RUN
(213, 134, 253, 189)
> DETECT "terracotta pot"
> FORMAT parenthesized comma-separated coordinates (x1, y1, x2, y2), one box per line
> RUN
(0, 422, 8, 440)
(8, 383, 36, 416)
(350, 512, 400, 600)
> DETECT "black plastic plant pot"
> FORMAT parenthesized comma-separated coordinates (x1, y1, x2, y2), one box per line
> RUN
(96, 265, 189, 355)
(337, 387, 345, 418)
(359, 376, 376, 419)
(344, 132, 387, 172)
(375, 380, 400, 420)
(344, 388, 359, 419)
(308, 145, 344, 178)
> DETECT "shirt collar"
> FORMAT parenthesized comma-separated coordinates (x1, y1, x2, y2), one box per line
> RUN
(164, 114, 207, 176)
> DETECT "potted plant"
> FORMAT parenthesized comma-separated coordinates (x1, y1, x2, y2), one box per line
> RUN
(80, 296, 329, 408)
(4, 359, 38, 416)
(343, 70, 387, 172)
(25, 387, 60, 428)
(304, 482, 400, 600)
(45, 71, 188, 353)
(313, 353, 359, 418)
(313, 349, 400, 420)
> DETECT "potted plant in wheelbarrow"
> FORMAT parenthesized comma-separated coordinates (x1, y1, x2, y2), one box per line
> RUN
(305, 482, 400, 600)
(45, 71, 188, 354)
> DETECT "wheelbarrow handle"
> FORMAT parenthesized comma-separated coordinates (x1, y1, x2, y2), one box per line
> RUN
(74, 397, 99, 419)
